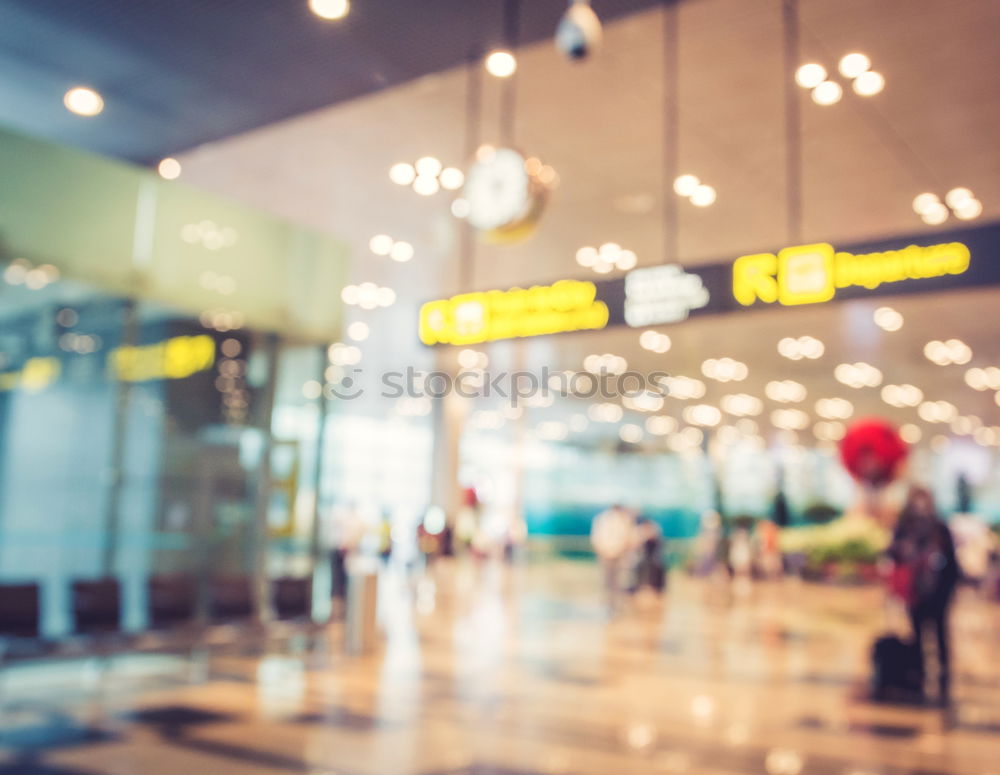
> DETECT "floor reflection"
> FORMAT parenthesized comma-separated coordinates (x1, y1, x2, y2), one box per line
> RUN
(1, 559, 998, 775)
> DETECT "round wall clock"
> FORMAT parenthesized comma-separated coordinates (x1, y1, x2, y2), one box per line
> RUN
(461, 146, 551, 245)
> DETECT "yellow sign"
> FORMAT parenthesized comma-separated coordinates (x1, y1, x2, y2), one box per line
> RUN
(733, 241, 970, 306)
(419, 279, 609, 345)
(109, 334, 216, 382)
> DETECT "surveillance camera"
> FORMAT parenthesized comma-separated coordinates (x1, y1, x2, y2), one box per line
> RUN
(555, 0, 602, 61)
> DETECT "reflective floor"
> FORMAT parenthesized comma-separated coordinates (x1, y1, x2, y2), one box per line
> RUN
(2, 560, 999, 775)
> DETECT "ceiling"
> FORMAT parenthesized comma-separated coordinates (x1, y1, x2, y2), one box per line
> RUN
(7, 0, 999, 449)
(0, 0, 664, 162)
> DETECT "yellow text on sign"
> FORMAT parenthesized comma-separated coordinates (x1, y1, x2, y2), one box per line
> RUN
(419, 279, 609, 345)
(109, 335, 216, 382)
(733, 241, 971, 306)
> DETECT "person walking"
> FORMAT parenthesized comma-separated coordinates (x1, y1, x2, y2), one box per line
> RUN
(888, 486, 960, 704)
(591, 504, 635, 614)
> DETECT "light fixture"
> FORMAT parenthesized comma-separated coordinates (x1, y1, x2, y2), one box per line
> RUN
(813, 421, 846, 442)
(639, 330, 671, 354)
(451, 198, 471, 218)
(765, 379, 807, 403)
(881, 383, 923, 407)
(389, 241, 414, 262)
(777, 335, 824, 360)
(701, 357, 748, 382)
(413, 175, 440, 196)
(913, 187, 982, 223)
(838, 52, 871, 79)
(619, 424, 644, 443)
(924, 338, 971, 366)
(720, 393, 763, 417)
(683, 404, 722, 427)
(964, 367, 1000, 391)
(415, 156, 443, 177)
(899, 423, 922, 444)
(771, 409, 810, 431)
(341, 282, 396, 309)
(485, 50, 517, 78)
(347, 321, 370, 341)
(583, 353, 627, 375)
(439, 167, 465, 190)
(369, 234, 393, 255)
(588, 403, 624, 423)
(458, 349, 488, 370)
(673, 174, 700, 196)
(63, 86, 104, 117)
(309, 0, 349, 20)
(158, 157, 181, 180)
(873, 306, 903, 331)
(811, 80, 843, 106)
(576, 243, 637, 273)
(389, 162, 416, 186)
(795, 63, 827, 89)
(662, 375, 706, 400)
(690, 184, 717, 207)
(645, 416, 676, 436)
(815, 397, 853, 420)
(852, 70, 885, 96)
(327, 342, 362, 366)
(833, 362, 882, 388)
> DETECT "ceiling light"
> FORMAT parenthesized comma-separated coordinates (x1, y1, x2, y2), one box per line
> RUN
(376, 287, 396, 307)
(954, 198, 983, 220)
(347, 321, 369, 341)
(920, 202, 949, 225)
(413, 175, 440, 196)
(944, 187, 973, 210)
(309, 0, 349, 20)
(852, 70, 884, 96)
(873, 306, 903, 331)
(63, 86, 104, 117)
(485, 50, 517, 78)
(721, 393, 763, 417)
(451, 198, 471, 219)
(899, 423, 922, 444)
(588, 403, 624, 423)
(369, 234, 393, 255)
(834, 361, 882, 388)
(673, 174, 700, 196)
(616, 249, 637, 270)
(663, 376, 706, 400)
(389, 162, 416, 186)
(811, 80, 843, 106)
(619, 424, 644, 444)
(639, 330, 671, 353)
(771, 408, 809, 431)
(389, 240, 414, 262)
(157, 157, 181, 180)
(415, 156, 443, 178)
(778, 335, 823, 360)
(690, 184, 717, 207)
(912, 193, 940, 214)
(576, 246, 597, 267)
(684, 404, 722, 427)
(766, 380, 807, 403)
(795, 63, 827, 89)
(702, 357, 747, 382)
(838, 52, 871, 79)
(815, 397, 853, 420)
(645, 416, 676, 436)
(813, 421, 846, 442)
(439, 167, 465, 190)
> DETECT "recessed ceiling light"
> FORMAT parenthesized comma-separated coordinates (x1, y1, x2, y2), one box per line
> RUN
(920, 202, 949, 225)
(852, 70, 884, 96)
(954, 198, 983, 220)
(912, 192, 940, 214)
(485, 50, 517, 78)
(795, 63, 827, 89)
(389, 240, 414, 262)
(309, 0, 349, 20)
(389, 162, 416, 186)
(415, 156, 442, 177)
(369, 234, 393, 255)
(63, 86, 104, 117)
(673, 174, 700, 197)
(439, 167, 465, 190)
(838, 52, 871, 79)
(873, 306, 903, 331)
(690, 184, 717, 207)
(811, 80, 843, 106)
(413, 175, 440, 196)
(157, 157, 181, 180)
(347, 321, 369, 341)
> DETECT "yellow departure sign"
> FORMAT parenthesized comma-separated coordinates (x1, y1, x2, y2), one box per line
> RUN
(733, 241, 971, 307)
(109, 334, 216, 382)
(419, 279, 609, 345)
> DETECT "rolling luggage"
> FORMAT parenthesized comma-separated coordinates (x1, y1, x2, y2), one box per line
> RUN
(871, 634, 923, 701)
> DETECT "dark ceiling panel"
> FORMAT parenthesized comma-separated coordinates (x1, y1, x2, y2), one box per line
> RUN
(0, 0, 666, 163)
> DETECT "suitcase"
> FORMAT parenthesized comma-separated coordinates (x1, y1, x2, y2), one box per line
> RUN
(872, 635, 923, 701)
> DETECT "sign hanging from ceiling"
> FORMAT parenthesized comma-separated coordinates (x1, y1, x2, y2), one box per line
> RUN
(417, 222, 1000, 346)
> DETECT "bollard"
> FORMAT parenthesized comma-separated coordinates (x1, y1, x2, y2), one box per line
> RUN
(345, 568, 378, 655)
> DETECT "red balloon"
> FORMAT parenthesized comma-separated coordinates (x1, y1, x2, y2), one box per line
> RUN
(839, 418, 908, 487)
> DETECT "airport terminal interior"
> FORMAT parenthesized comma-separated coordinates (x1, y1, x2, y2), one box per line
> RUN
(1, 0, 999, 773)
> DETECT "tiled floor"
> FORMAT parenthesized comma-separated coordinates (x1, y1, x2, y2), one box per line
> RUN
(2, 560, 999, 775)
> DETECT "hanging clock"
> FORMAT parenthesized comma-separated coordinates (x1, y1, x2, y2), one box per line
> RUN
(461, 146, 553, 245)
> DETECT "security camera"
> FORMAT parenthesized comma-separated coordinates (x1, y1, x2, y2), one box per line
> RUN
(555, 0, 602, 61)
